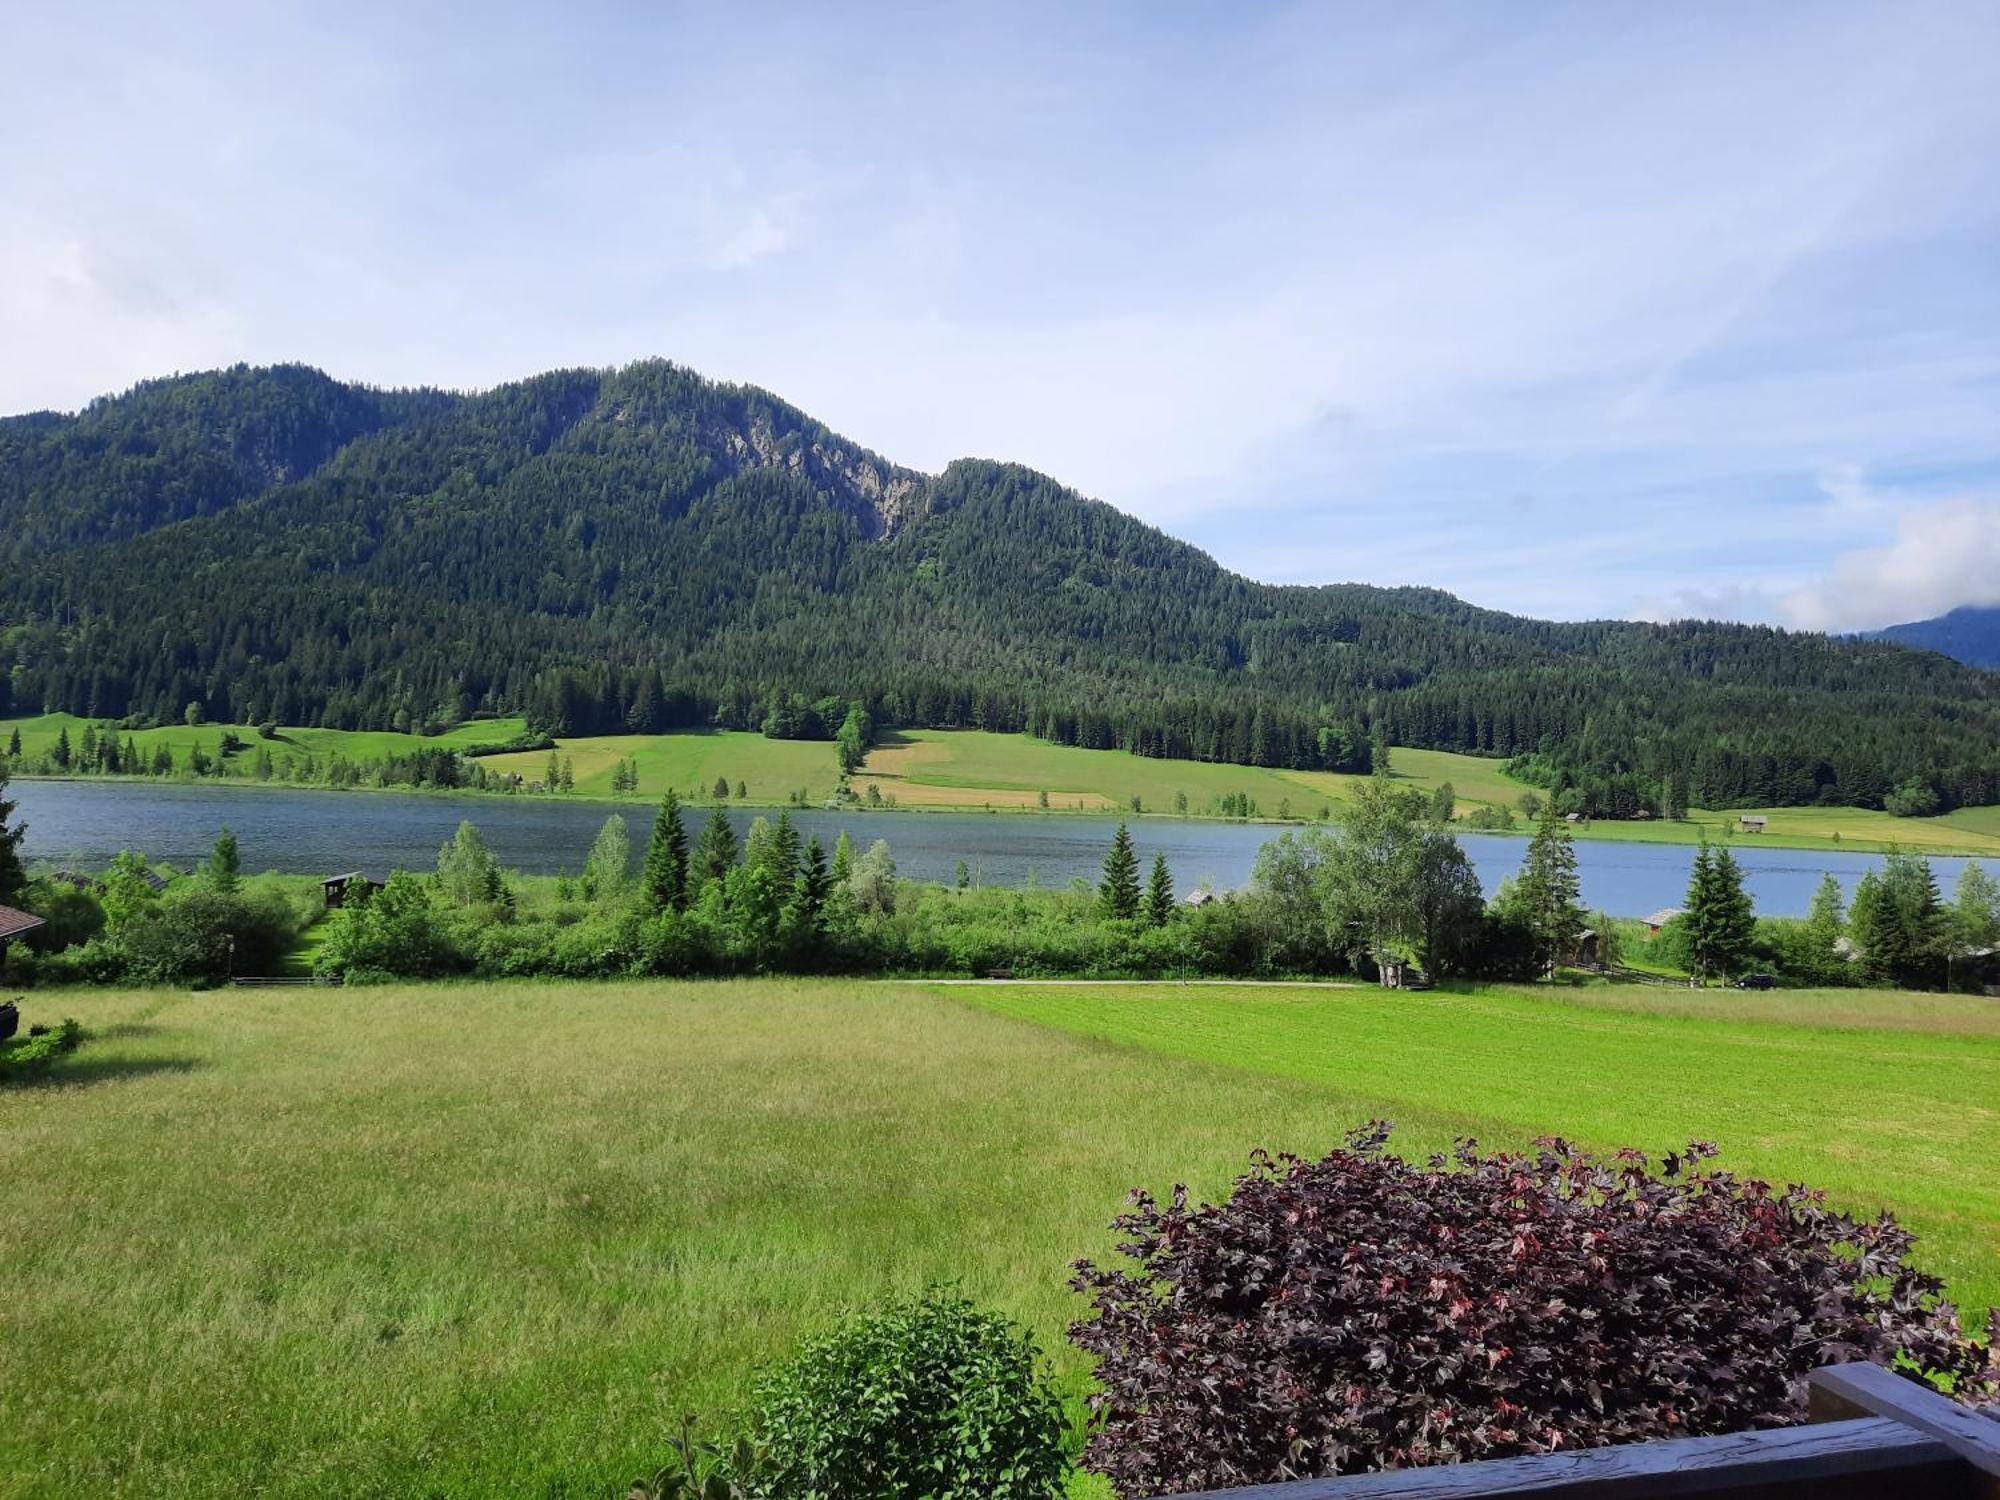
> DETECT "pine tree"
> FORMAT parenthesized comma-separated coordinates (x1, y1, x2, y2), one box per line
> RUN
(1143, 853, 1175, 927)
(1684, 840, 1754, 982)
(1099, 822, 1141, 920)
(692, 807, 739, 887)
(5, 726, 20, 760)
(1515, 799, 1583, 975)
(786, 836, 832, 942)
(559, 756, 575, 793)
(830, 829, 855, 885)
(765, 809, 802, 887)
(203, 827, 241, 893)
(642, 790, 690, 912)
(1804, 872, 1846, 975)
(1665, 772, 1689, 821)
(0, 758, 27, 903)
(713, 776, 731, 799)
(54, 725, 72, 769)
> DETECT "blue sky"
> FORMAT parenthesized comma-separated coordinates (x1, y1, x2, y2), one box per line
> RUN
(4, 1, 1997, 629)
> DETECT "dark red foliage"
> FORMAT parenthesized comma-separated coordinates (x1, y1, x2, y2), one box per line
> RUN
(1070, 1123, 1996, 1497)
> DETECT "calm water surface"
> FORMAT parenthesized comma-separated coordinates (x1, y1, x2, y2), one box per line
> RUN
(11, 778, 1985, 919)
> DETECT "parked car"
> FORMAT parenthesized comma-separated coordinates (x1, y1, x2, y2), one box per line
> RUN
(1733, 973, 1777, 990)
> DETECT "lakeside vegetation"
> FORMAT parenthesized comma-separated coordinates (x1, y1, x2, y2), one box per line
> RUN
(11, 711, 2000, 855)
(4, 978, 1992, 1496)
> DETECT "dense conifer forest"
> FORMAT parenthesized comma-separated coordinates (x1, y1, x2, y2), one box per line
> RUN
(5, 360, 1998, 815)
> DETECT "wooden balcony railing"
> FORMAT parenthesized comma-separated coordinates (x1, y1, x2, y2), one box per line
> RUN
(1163, 1363, 2000, 1499)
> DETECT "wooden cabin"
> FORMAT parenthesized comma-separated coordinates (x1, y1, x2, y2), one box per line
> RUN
(1644, 906, 1684, 936)
(0, 903, 47, 960)
(319, 872, 382, 909)
(1739, 815, 1769, 832)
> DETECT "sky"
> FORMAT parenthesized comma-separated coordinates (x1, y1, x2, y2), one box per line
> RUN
(4, 1, 1998, 631)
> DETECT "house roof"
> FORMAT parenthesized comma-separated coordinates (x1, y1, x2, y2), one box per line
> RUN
(0, 904, 47, 942)
(320, 871, 373, 885)
(1644, 907, 1685, 927)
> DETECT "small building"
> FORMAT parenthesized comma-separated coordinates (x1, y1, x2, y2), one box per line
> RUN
(319, 872, 382, 909)
(0, 903, 47, 960)
(1644, 906, 1684, 936)
(49, 870, 97, 891)
(1564, 812, 1582, 824)
(1739, 815, 1768, 833)
(1184, 888, 1217, 907)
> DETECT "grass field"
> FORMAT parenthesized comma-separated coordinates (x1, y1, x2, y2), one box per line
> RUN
(11, 711, 2000, 855)
(3, 979, 1993, 1498)
(479, 729, 842, 803)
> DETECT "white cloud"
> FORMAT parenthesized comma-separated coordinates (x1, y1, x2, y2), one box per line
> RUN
(1783, 497, 2000, 631)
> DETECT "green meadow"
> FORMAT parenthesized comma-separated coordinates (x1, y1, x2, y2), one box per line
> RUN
(10, 711, 2000, 854)
(4, 979, 1993, 1498)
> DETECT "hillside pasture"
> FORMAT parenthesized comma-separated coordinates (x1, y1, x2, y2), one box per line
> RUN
(477, 729, 841, 802)
(3, 978, 1992, 1498)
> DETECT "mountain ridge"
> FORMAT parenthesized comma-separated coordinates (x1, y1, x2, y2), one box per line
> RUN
(3, 358, 1998, 816)
(1863, 605, 2000, 671)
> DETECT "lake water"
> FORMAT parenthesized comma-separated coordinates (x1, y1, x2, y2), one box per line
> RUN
(9, 778, 1986, 919)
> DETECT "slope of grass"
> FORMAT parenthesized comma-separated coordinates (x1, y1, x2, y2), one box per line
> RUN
(4, 978, 1992, 1497)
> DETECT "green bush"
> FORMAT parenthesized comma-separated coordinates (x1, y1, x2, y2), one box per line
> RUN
(0, 1017, 85, 1081)
(749, 1289, 1068, 1500)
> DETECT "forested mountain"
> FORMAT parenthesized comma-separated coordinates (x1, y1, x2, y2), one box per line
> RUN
(5, 360, 2000, 815)
(1865, 606, 2000, 670)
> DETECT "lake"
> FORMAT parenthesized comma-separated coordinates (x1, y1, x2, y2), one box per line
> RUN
(9, 778, 1987, 919)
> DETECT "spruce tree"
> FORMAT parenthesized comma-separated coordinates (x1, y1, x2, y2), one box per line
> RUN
(692, 806, 739, 887)
(1684, 841, 1755, 981)
(5, 726, 20, 760)
(0, 758, 27, 903)
(642, 790, 690, 911)
(1100, 823, 1141, 920)
(830, 829, 855, 885)
(203, 827, 241, 893)
(1804, 872, 1846, 975)
(1515, 799, 1583, 975)
(1143, 853, 1175, 927)
(787, 836, 832, 942)
(766, 809, 802, 887)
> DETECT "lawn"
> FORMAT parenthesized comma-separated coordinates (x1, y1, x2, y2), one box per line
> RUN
(3, 979, 1993, 1498)
(960, 983, 2000, 1323)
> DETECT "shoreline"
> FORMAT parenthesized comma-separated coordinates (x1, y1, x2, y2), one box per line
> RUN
(12, 770, 2000, 860)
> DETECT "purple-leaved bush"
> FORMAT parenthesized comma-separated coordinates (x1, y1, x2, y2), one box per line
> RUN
(1071, 1123, 1996, 1497)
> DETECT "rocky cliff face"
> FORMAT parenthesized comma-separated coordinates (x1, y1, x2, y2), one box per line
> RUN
(712, 410, 928, 538)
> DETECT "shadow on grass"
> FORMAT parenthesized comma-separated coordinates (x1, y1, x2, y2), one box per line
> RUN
(5, 1054, 203, 1090)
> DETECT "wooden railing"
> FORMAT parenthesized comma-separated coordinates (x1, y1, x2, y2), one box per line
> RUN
(1163, 1364, 2000, 1499)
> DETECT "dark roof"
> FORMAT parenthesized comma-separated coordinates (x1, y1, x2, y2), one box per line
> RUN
(0, 905, 47, 942)
(320, 871, 374, 884)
